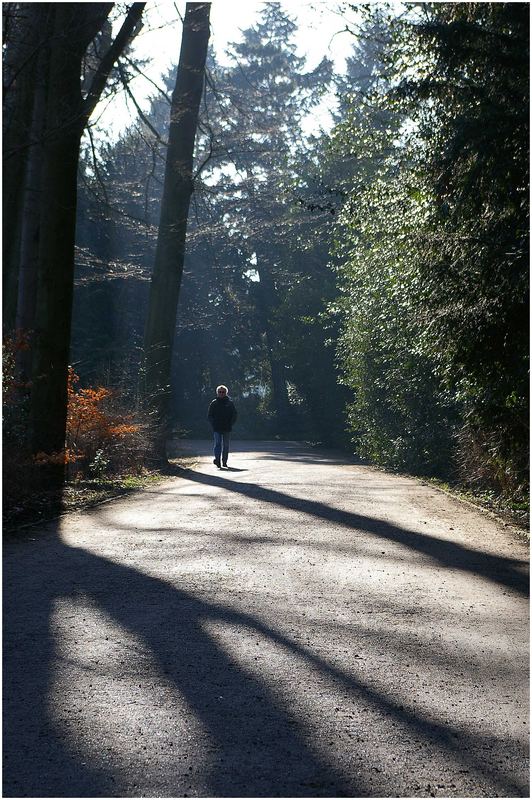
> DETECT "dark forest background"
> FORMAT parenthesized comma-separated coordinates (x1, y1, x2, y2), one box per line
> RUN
(3, 2, 529, 521)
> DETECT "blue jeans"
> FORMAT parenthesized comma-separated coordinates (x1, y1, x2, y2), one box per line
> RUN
(213, 431, 231, 464)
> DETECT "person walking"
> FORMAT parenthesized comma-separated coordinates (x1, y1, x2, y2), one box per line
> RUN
(207, 385, 237, 468)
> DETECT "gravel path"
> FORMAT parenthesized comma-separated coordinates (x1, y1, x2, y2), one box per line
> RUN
(3, 440, 529, 797)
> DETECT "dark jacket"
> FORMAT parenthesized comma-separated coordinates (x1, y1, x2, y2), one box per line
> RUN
(208, 397, 237, 433)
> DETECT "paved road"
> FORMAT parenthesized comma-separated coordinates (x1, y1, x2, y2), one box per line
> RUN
(3, 440, 529, 797)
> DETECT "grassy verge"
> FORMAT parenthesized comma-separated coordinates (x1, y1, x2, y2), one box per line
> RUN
(426, 477, 529, 536)
(359, 459, 529, 537)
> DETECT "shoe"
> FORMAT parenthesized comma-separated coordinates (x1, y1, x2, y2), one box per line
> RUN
(222, 462, 227, 468)
(213, 458, 221, 468)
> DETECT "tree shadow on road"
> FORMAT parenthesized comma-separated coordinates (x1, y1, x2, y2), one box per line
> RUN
(4, 514, 529, 798)
(181, 470, 529, 597)
(4, 436, 530, 800)
(3, 528, 355, 798)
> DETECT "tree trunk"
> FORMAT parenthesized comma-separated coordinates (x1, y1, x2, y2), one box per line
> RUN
(15, 16, 49, 383)
(31, 5, 109, 460)
(143, 2, 211, 463)
(2, 3, 47, 330)
(30, 3, 144, 480)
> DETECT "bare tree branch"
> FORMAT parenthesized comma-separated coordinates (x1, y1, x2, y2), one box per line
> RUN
(122, 54, 172, 104)
(83, 2, 146, 123)
(117, 60, 168, 145)
(86, 124, 109, 206)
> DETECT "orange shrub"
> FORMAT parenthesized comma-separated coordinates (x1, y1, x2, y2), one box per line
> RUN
(65, 368, 146, 476)
(33, 448, 82, 466)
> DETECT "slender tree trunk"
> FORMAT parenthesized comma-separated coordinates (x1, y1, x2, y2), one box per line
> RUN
(143, 2, 211, 463)
(255, 262, 291, 429)
(201, 328, 229, 393)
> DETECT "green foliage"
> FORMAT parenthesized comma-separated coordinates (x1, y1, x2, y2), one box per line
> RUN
(333, 164, 457, 473)
(88, 448, 110, 478)
(330, 3, 528, 494)
(401, 3, 529, 495)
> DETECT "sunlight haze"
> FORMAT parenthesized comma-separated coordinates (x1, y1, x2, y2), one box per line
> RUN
(96, 1, 357, 139)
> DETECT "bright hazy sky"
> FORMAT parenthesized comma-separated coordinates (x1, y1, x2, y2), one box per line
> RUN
(94, 1, 359, 139)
